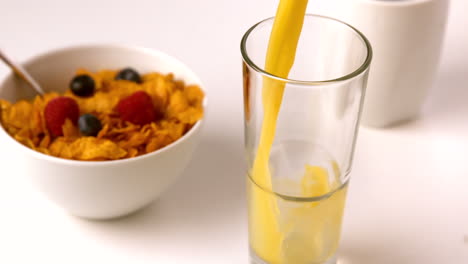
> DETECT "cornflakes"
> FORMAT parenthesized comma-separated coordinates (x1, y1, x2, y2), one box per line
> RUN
(0, 69, 204, 161)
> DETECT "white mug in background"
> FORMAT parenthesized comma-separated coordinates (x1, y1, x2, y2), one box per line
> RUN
(344, 0, 449, 127)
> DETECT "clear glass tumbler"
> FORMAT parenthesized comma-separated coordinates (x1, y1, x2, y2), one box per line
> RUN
(241, 15, 372, 264)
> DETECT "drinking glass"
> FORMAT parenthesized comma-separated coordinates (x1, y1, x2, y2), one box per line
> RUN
(241, 15, 372, 264)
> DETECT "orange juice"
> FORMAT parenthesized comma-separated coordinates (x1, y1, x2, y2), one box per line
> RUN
(248, 0, 348, 263)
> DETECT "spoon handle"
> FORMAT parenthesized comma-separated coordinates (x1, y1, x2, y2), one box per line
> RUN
(0, 49, 45, 95)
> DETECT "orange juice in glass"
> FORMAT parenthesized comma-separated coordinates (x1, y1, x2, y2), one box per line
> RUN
(241, 10, 372, 264)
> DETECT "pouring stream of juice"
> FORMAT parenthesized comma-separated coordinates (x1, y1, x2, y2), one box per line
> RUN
(249, 0, 309, 262)
(250, 1, 350, 263)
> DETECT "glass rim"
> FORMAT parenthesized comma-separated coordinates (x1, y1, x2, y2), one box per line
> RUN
(240, 14, 373, 85)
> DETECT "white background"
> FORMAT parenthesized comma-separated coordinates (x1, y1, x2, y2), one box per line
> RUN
(0, 0, 467, 263)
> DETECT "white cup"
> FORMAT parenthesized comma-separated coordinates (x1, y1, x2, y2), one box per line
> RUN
(343, 0, 449, 127)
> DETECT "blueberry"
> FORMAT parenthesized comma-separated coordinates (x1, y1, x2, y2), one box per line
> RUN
(70, 74, 95, 97)
(115, 68, 142, 83)
(78, 114, 102, 137)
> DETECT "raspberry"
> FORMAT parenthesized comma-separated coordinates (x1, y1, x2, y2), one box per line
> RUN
(116, 91, 156, 125)
(44, 96, 80, 137)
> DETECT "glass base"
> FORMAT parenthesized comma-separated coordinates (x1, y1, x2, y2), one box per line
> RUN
(249, 247, 337, 264)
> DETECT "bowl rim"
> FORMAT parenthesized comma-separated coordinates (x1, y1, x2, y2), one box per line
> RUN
(0, 43, 207, 167)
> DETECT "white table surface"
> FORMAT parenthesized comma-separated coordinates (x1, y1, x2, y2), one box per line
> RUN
(0, 0, 467, 263)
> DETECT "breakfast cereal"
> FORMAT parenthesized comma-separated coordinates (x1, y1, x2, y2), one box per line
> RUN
(0, 68, 204, 161)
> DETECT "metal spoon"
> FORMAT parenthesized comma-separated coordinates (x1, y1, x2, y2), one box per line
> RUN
(0, 49, 45, 95)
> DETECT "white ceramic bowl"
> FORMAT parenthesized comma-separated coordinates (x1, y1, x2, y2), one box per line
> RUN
(0, 44, 206, 219)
